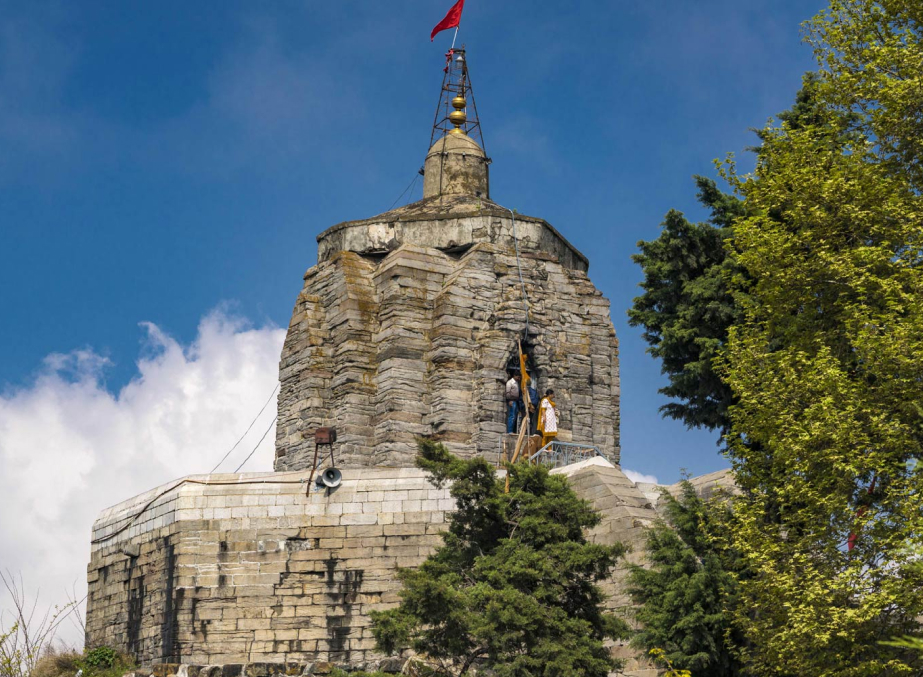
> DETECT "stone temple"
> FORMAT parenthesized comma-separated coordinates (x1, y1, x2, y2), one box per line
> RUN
(85, 51, 731, 676)
(274, 84, 620, 471)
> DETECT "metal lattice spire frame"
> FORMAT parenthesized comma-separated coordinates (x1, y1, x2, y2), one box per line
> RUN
(429, 46, 486, 151)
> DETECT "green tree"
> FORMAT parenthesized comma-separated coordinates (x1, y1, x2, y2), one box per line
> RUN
(719, 5, 923, 666)
(807, 0, 923, 190)
(370, 440, 629, 677)
(627, 177, 744, 433)
(628, 73, 854, 437)
(881, 546, 923, 653)
(627, 481, 744, 677)
(629, 4, 923, 675)
(0, 572, 82, 677)
(722, 117, 923, 677)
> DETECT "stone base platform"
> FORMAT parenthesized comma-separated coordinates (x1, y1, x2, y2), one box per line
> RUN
(87, 459, 725, 674)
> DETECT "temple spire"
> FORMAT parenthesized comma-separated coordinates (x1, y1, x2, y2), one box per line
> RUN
(430, 47, 485, 150)
(423, 47, 490, 199)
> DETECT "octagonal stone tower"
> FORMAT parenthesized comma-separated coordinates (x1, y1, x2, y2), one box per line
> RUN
(84, 52, 679, 675)
(274, 56, 620, 472)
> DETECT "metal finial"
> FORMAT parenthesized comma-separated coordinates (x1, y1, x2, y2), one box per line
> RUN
(429, 46, 485, 148)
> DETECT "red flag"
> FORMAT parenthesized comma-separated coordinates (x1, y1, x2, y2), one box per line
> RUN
(847, 476, 877, 552)
(431, 0, 465, 41)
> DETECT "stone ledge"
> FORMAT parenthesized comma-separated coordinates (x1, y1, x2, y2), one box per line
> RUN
(141, 661, 405, 677)
(316, 201, 589, 273)
(90, 468, 452, 553)
(140, 660, 656, 677)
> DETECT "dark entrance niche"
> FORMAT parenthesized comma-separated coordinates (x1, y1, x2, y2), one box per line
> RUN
(505, 339, 538, 382)
(504, 340, 540, 433)
(358, 250, 389, 264)
(440, 243, 473, 260)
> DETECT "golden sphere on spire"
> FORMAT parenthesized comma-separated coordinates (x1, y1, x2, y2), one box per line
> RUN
(452, 95, 467, 110)
(449, 109, 467, 128)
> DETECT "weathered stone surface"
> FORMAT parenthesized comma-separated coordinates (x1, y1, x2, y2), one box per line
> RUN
(152, 665, 181, 677)
(88, 108, 691, 677)
(86, 459, 674, 673)
(635, 468, 739, 510)
(276, 238, 620, 471)
(422, 133, 489, 199)
(149, 661, 654, 677)
(375, 658, 405, 673)
(551, 458, 659, 675)
(316, 195, 588, 277)
(275, 135, 618, 472)
(87, 468, 453, 667)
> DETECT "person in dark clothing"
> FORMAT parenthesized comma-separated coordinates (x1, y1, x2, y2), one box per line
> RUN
(505, 372, 521, 433)
(527, 377, 540, 434)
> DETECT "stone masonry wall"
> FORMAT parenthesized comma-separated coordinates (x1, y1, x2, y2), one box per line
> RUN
(86, 460, 663, 675)
(550, 458, 661, 675)
(316, 202, 589, 274)
(87, 468, 454, 666)
(275, 239, 620, 472)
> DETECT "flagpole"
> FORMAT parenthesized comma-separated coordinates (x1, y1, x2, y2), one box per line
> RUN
(451, 25, 459, 49)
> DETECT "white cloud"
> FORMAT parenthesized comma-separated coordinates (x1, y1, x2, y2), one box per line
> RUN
(623, 469, 659, 486)
(0, 309, 284, 649)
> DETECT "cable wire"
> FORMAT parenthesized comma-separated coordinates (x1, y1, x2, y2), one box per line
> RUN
(507, 207, 530, 336)
(93, 392, 282, 545)
(91, 465, 311, 545)
(387, 173, 420, 211)
(233, 415, 278, 473)
(209, 383, 279, 473)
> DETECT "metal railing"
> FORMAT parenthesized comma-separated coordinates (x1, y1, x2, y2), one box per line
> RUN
(528, 441, 607, 469)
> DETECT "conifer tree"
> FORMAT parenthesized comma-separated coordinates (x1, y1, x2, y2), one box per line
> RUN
(628, 178, 744, 434)
(627, 481, 744, 677)
(628, 73, 850, 437)
(370, 440, 629, 677)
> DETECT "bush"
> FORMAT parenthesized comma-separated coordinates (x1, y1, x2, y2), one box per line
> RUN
(77, 648, 133, 677)
(80, 648, 116, 672)
(30, 648, 81, 677)
(28, 645, 132, 677)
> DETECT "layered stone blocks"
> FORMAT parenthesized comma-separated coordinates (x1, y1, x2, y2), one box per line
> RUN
(87, 468, 453, 666)
(275, 202, 621, 472)
(315, 196, 589, 273)
(86, 459, 669, 673)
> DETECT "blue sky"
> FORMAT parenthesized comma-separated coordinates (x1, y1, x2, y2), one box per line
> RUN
(1, 0, 823, 486)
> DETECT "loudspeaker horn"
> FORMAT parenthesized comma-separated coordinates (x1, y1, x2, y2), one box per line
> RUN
(316, 467, 342, 489)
